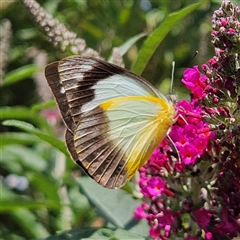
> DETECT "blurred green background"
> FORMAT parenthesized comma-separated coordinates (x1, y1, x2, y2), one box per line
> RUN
(0, 0, 231, 239)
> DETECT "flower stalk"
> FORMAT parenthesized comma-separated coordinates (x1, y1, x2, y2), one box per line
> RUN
(21, 0, 86, 55)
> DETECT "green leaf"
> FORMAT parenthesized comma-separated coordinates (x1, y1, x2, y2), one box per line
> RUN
(1, 186, 61, 212)
(2, 120, 70, 158)
(1, 145, 47, 171)
(108, 32, 146, 62)
(0, 148, 24, 174)
(9, 208, 49, 238)
(0, 186, 51, 239)
(79, 20, 104, 38)
(43, 227, 146, 240)
(3, 64, 41, 85)
(76, 177, 149, 237)
(0, 106, 52, 132)
(1, 199, 60, 212)
(131, 2, 203, 75)
(29, 172, 61, 202)
(31, 100, 56, 111)
(0, 132, 40, 147)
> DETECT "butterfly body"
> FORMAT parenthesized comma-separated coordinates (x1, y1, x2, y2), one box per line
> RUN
(45, 56, 174, 189)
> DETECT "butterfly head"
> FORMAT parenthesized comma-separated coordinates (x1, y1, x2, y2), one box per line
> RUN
(167, 92, 178, 105)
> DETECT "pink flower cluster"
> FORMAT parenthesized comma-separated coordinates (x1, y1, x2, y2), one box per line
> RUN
(182, 66, 208, 100)
(134, 65, 239, 239)
(134, 1, 240, 239)
(134, 66, 214, 239)
(170, 100, 212, 167)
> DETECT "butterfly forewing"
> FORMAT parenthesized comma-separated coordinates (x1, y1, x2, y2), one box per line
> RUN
(45, 61, 75, 131)
(45, 56, 175, 189)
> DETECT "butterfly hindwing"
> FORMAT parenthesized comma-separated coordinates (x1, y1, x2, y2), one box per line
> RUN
(74, 95, 174, 188)
(73, 105, 127, 188)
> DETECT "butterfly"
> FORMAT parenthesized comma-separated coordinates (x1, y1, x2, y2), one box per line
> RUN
(45, 56, 175, 189)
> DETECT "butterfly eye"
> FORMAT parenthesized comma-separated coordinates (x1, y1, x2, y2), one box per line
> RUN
(167, 93, 178, 104)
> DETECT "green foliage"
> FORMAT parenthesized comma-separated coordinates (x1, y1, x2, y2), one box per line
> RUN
(77, 178, 148, 235)
(4, 65, 42, 86)
(0, 0, 221, 239)
(43, 228, 147, 240)
(131, 1, 204, 75)
(3, 120, 70, 157)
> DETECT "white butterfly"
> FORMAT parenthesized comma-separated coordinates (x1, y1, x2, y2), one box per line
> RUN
(45, 56, 175, 189)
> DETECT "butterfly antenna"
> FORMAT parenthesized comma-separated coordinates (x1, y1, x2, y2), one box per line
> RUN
(167, 61, 178, 104)
(170, 61, 175, 95)
(189, 51, 198, 65)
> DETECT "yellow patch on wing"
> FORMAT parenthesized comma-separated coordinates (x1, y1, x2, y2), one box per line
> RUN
(100, 95, 175, 181)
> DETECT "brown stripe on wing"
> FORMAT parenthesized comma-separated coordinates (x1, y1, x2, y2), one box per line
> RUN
(45, 62, 75, 132)
(74, 106, 128, 189)
(65, 129, 95, 180)
(57, 56, 125, 124)
(65, 129, 79, 163)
